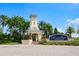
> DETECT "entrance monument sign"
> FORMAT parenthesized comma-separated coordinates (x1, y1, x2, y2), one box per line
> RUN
(49, 34, 68, 40)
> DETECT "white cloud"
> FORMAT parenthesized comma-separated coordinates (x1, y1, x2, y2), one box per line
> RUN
(67, 18, 79, 26)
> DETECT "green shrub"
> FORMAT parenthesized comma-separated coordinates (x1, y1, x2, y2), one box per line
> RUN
(39, 39, 47, 44)
(0, 33, 19, 44)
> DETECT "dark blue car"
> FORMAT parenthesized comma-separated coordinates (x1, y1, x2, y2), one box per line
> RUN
(49, 34, 68, 40)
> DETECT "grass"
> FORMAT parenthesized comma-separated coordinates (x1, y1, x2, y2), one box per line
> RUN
(74, 37, 79, 40)
(0, 42, 19, 45)
(39, 39, 79, 46)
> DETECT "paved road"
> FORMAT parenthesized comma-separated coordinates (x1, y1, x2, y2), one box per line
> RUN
(0, 45, 79, 56)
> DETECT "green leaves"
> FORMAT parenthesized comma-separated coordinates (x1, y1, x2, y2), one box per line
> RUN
(0, 15, 9, 28)
(53, 27, 58, 34)
(8, 16, 29, 33)
(66, 26, 75, 38)
(0, 15, 30, 43)
(39, 21, 53, 38)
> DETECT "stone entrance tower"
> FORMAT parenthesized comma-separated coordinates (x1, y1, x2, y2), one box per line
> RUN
(27, 15, 42, 42)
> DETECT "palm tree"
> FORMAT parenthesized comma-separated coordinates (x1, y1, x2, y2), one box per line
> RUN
(0, 15, 9, 28)
(8, 16, 26, 32)
(8, 16, 29, 42)
(66, 26, 75, 38)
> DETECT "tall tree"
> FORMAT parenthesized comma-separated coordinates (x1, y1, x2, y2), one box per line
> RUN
(53, 27, 59, 34)
(66, 26, 75, 38)
(0, 15, 9, 28)
(39, 21, 53, 38)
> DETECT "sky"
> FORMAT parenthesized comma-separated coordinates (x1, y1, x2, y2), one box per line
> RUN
(0, 3, 79, 33)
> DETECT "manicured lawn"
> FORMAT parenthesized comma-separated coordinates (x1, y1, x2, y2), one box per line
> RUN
(0, 42, 19, 45)
(39, 40, 79, 46)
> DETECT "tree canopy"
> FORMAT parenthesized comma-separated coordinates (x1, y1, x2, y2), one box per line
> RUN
(0, 15, 9, 28)
(66, 26, 75, 38)
(53, 27, 59, 34)
(39, 21, 53, 38)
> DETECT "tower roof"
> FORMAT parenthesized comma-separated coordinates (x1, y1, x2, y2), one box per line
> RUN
(29, 14, 37, 18)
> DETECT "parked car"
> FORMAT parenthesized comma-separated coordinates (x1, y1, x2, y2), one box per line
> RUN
(49, 34, 68, 40)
